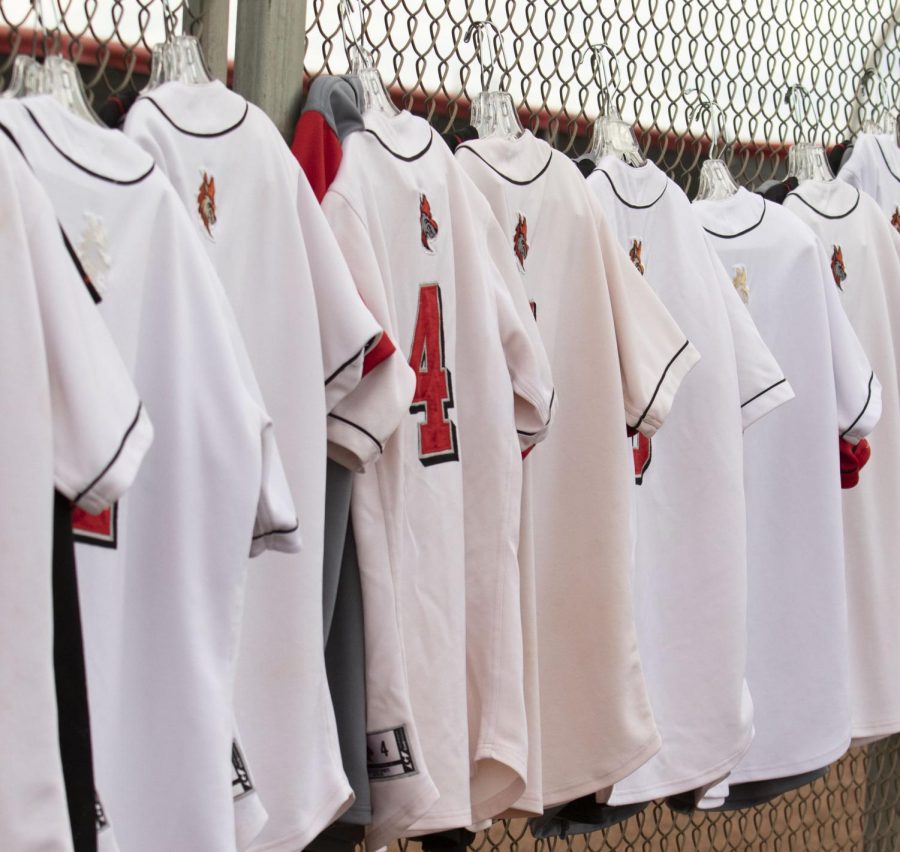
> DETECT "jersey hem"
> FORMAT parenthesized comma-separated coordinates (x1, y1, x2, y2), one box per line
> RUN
(405, 804, 478, 837)
(469, 744, 528, 823)
(851, 717, 900, 745)
(541, 729, 662, 808)
(606, 725, 754, 806)
(725, 734, 851, 786)
(246, 786, 354, 852)
(365, 780, 442, 849)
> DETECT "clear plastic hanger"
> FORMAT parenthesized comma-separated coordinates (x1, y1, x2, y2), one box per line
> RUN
(785, 84, 834, 182)
(34, 0, 103, 125)
(339, 0, 398, 116)
(578, 44, 644, 166)
(2, 2, 43, 98)
(463, 21, 524, 140)
(686, 87, 738, 201)
(144, 0, 213, 90)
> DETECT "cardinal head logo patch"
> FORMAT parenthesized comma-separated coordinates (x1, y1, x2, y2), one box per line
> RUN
(892, 207, 900, 233)
(419, 193, 439, 252)
(732, 265, 749, 304)
(197, 171, 217, 237)
(629, 238, 645, 275)
(76, 212, 112, 297)
(831, 245, 847, 290)
(513, 214, 529, 271)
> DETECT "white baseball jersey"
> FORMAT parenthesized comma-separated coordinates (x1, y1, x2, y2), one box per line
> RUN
(125, 80, 394, 852)
(838, 133, 900, 232)
(694, 188, 881, 787)
(0, 96, 300, 851)
(457, 133, 700, 809)
(322, 109, 556, 840)
(0, 134, 152, 852)
(784, 179, 900, 743)
(588, 158, 794, 805)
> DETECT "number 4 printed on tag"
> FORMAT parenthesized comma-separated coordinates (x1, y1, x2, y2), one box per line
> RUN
(408, 283, 459, 466)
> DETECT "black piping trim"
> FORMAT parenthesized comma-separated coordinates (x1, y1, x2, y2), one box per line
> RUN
(517, 389, 556, 435)
(741, 378, 788, 409)
(598, 167, 667, 209)
(73, 403, 144, 505)
(840, 372, 875, 439)
(325, 347, 366, 386)
(252, 519, 300, 541)
(875, 138, 900, 183)
(60, 228, 102, 304)
(24, 106, 155, 185)
(139, 95, 250, 138)
(703, 197, 767, 239)
(631, 341, 690, 432)
(456, 144, 554, 186)
(362, 127, 433, 161)
(328, 413, 384, 453)
(785, 188, 860, 219)
(0, 121, 26, 157)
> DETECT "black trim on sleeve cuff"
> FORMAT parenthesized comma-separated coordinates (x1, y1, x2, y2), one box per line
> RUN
(252, 519, 300, 541)
(327, 413, 384, 454)
(840, 372, 875, 439)
(630, 341, 691, 433)
(73, 403, 144, 506)
(740, 378, 788, 409)
(517, 389, 556, 436)
(324, 346, 366, 386)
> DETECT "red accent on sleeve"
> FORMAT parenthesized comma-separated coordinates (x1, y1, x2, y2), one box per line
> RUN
(626, 425, 638, 438)
(840, 437, 872, 489)
(362, 331, 397, 378)
(522, 445, 535, 460)
(291, 111, 344, 203)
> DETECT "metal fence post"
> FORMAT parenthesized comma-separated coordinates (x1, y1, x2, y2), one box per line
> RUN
(184, 0, 231, 83)
(232, 0, 308, 139)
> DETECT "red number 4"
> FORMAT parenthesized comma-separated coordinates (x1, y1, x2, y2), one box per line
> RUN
(409, 283, 459, 466)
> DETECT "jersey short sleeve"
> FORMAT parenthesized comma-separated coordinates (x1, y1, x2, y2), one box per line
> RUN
(17, 148, 153, 513)
(705, 241, 795, 429)
(592, 194, 700, 437)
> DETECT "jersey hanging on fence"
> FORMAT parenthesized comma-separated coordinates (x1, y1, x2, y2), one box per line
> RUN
(0, 95, 300, 852)
(694, 189, 881, 802)
(457, 130, 700, 811)
(838, 133, 900, 232)
(588, 157, 793, 807)
(322, 109, 556, 840)
(784, 179, 900, 746)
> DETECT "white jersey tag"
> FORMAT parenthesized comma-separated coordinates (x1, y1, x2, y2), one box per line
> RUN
(367, 726, 418, 780)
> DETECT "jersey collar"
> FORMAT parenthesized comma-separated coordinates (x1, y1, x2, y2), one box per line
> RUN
(362, 110, 434, 161)
(786, 179, 860, 219)
(136, 80, 249, 137)
(875, 135, 900, 183)
(594, 156, 668, 209)
(694, 188, 767, 239)
(23, 97, 154, 185)
(455, 131, 554, 185)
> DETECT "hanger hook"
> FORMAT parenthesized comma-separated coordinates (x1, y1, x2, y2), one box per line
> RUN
(575, 43, 621, 118)
(786, 83, 818, 144)
(339, 0, 372, 72)
(685, 85, 727, 160)
(464, 20, 507, 93)
(160, 0, 176, 41)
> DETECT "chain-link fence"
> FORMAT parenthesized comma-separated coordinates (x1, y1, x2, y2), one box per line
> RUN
(2, 1, 900, 849)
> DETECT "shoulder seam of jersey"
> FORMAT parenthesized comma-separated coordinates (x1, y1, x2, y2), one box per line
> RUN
(598, 167, 668, 209)
(327, 412, 383, 453)
(517, 389, 556, 435)
(702, 196, 767, 239)
(740, 377, 787, 409)
(362, 127, 434, 162)
(137, 95, 250, 138)
(456, 144, 554, 186)
(784, 187, 861, 220)
(24, 106, 155, 185)
(874, 137, 900, 183)
(630, 340, 690, 432)
(73, 402, 144, 505)
(840, 372, 875, 439)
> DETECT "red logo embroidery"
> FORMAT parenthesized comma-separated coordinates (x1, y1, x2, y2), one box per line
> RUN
(419, 194, 439, 252)
(514, 213, 529, 270)
(197, 171, 217, 237)
(72, 503, 118, 549)
(892, 208, 900, 234)
(633, 433, 652, 485)
(629, 239, 645, 275)
(831, 245, 847, 290)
